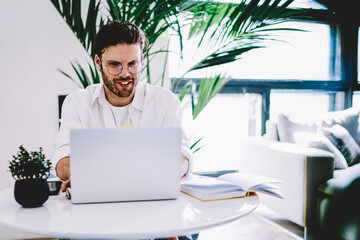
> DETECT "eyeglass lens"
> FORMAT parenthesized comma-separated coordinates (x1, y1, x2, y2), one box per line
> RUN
(106, 62, 142, 75)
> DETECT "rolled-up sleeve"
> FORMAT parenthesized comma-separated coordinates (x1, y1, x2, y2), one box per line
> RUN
(162, 94, 194, 175)
(51, 93, 82, 168)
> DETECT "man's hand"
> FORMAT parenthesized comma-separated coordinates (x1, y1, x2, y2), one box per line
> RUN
(56, 156, 71, 192)
(181, 155, 189, 178)
(61, 178, 71, 193)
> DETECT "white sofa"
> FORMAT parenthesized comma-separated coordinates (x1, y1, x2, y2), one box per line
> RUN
(240, 138, 333, 231)
(240, 107, 360, 239)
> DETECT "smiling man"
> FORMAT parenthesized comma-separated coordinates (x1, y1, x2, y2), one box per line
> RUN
(52, 21, 193, 197)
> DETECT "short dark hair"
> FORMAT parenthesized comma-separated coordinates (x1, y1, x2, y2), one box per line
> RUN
(94, 21, 147, 57)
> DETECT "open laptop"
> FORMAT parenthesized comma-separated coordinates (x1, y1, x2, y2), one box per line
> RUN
(69, 127, 181, 204)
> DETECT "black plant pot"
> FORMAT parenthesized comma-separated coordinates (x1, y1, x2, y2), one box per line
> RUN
(14, 179, 50, 208)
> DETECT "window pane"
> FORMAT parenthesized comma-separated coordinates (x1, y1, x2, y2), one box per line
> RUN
(269, 90, 330, 122)
(182, 93, 262, 172)
(353, 92, 360, 108)
(169, 22, 333, 80)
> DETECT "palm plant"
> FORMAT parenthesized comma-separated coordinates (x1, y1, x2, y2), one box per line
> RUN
(52, 0, 306, 115)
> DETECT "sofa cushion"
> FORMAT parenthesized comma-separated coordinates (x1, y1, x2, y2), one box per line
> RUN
(320, 108, 360, 145)
(319, 124, 360, 169)
(264, 120, 280, 141)
(293, 132, 328, 150)
(277, 114, 320, 143)
(277, 107, 360, 146)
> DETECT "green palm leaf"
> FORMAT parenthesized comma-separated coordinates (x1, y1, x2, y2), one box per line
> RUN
(190, 136, 204, 154)
(189, 44, 263, 72)
(191, 74, 231, 120)
(58, 60, 100, 89)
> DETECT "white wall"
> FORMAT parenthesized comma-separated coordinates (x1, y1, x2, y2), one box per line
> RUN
(0, 0, 91, 190)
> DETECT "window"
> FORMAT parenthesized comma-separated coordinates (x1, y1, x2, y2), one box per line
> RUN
(269, 90, 330, 121)
(182, 93, 262, 172)
(169, 22, 334, 80)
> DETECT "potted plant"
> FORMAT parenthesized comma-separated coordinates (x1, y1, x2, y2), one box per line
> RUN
(8, 145, 52, 208)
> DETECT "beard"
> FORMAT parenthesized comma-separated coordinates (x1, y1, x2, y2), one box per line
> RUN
(102, 71, 137, 98)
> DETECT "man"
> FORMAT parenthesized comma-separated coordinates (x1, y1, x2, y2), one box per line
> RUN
(52, 21, 193, 193)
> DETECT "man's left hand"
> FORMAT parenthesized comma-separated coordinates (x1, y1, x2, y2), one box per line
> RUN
(181, 155, 189, 178)
(61, 178, 71, 193)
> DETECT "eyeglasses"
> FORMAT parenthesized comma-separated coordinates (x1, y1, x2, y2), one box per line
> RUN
(100, 58, 142, 75)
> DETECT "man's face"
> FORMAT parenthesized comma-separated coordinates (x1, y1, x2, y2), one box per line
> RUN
(95, 43, 143, 104)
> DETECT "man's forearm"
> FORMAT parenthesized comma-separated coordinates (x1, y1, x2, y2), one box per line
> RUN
(56, 156, 70, 181)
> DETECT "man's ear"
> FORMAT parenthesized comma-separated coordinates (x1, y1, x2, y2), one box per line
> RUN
(94, 54, 102, 71)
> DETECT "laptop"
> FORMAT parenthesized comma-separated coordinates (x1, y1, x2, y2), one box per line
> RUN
(69, 127, 181, 204)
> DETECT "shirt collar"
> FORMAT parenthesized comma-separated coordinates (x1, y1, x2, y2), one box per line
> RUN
(91, 83, 106, 106)
(91, 82, 145, 111)
(131, 81, 145, 111)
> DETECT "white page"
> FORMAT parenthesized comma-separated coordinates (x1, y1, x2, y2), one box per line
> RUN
(181, 175, 245, 191)
(218, 172, 281, 191)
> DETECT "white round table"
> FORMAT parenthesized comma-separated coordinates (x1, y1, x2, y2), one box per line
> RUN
(0, 188, 259, 239)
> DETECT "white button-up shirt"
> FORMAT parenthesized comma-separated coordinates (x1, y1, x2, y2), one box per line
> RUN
(51, 82, 193, 173)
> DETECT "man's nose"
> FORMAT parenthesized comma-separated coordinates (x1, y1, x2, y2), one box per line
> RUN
(118, 67, 130, 78)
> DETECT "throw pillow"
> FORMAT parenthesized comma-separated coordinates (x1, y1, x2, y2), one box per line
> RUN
(292, 132, 328, 150)
(319, 124, 360, 169)
(277, 114, 320, 143)
(320, 107, 360, 145)
(263, 120, 279, 141)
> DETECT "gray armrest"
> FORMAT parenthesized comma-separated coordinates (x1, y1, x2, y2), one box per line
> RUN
(319, 163, 360, 196)
(240, 137, 334, 229)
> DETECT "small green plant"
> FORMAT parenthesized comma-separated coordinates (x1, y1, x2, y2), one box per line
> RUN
(9, 146, 52, 181)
